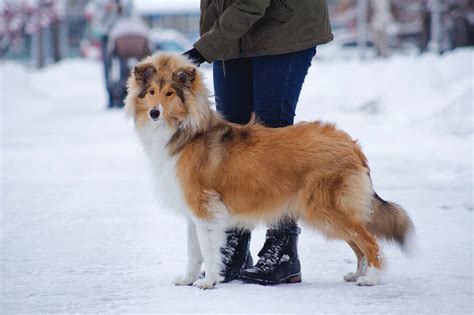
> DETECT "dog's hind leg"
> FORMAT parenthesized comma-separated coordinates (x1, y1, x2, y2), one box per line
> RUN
(349, 225, 384, 286)
(173, 221, 203, 286)
(343, 240, 367, 282)
(192, 190, 229, 289)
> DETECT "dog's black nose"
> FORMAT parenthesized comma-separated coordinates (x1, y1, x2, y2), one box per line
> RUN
(149, 109, 160, 120)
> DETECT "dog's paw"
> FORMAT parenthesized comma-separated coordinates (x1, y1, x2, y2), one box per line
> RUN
(344, 272, 361, 282)
(193, 278, 216, 290)
(355, 276, 379, 286)
(173, 274, 197, 286)
(354, 267, 380, 286)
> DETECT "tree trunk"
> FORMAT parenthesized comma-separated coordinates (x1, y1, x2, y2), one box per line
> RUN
(371, 0, 393, 58)
(357, 0, 369, 59)
(428, 0, 442, 54)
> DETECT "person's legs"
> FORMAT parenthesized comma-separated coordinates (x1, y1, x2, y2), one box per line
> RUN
(213, 59, 254, 282)
(117, 56, 129, 107)
(252, 47, 316, 127)
(101, 34, 113, 108)
(213, 59, 253, 124)
(240, 46, 316, 285)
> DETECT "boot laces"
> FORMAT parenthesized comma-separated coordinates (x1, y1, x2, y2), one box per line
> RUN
(255, 236, 286, 273)
(221, 231, 240, 268)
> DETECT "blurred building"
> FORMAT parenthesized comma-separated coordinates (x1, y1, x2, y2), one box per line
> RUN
(0, 0, 89, 66)
(1, 0, 472, 66)
(327, 0, 473, 56)
(64, 0, 90, 58)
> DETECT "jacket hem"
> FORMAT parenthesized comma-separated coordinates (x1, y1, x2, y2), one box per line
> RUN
(193, 39, 218, 63)
(238, 33, 333, 59)
(194, 32, 333, 63)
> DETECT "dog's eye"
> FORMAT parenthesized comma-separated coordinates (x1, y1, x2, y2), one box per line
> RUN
(165, 91, 174, 97)
(149, 89, 155, 95)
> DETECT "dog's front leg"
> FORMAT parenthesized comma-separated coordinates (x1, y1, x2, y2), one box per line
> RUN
(192, 191, 229, 289)
(173, 221, 203, 286)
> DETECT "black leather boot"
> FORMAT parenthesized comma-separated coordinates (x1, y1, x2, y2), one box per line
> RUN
(240, 223, 301, 285)
(220, 228, 253, 282)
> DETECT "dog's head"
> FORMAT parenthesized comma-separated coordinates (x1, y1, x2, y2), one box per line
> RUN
(125, 53, 210, 130)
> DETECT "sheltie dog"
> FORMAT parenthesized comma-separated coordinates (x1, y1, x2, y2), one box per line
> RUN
(125, 53, 415, 289)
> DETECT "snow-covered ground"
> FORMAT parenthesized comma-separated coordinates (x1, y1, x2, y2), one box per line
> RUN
(1, 49, 472, 313)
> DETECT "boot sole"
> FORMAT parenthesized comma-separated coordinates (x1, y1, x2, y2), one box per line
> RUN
(240, 273, 302, 286)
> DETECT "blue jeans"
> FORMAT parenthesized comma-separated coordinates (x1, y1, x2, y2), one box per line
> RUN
(213, 47, 316, 232)
(101, 35, 113, 108)
(213, 47, 316, 128)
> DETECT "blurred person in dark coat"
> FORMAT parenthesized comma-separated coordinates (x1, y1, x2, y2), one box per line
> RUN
(107, 3, 149, 107)
(85, 0, 120, 108)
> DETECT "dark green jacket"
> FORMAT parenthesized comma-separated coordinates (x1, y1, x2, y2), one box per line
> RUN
(194, 0, 333, 62)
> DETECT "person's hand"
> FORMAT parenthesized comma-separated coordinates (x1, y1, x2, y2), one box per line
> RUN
(183, 48, 206, 66)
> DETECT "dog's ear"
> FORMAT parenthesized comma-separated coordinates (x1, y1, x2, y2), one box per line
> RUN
(134, 63, 156, 85)
(134, 63, 156, 98)
(173, 67, 196, 85)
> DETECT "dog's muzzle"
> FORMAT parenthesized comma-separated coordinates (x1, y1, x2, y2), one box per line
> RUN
(149, 108, 160, 121)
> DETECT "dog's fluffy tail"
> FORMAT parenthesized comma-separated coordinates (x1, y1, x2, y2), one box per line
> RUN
(367, 192, 416, 256)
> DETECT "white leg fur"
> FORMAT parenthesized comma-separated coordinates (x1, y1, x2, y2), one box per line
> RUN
(355, 266, 381, 286)
(344, 257, 367, 282)
(173, 221, 203, 286)
(192, 192, 229, 289)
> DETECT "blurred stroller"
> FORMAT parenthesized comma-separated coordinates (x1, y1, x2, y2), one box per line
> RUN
(107, 10, 150, 108)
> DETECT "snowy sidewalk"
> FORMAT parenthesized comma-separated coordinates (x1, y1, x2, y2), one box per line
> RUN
(1, 50, 472, 313)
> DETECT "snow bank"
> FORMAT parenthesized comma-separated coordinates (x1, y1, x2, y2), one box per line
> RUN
(301, 48, 473, 135)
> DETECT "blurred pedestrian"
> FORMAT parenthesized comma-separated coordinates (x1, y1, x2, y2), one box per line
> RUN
(107, 3, 150, 107)
(183, 0, 333, 285)
(85, 0, 120, 108)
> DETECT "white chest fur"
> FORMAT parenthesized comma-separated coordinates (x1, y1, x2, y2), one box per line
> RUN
(137, 122, 192, 218)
